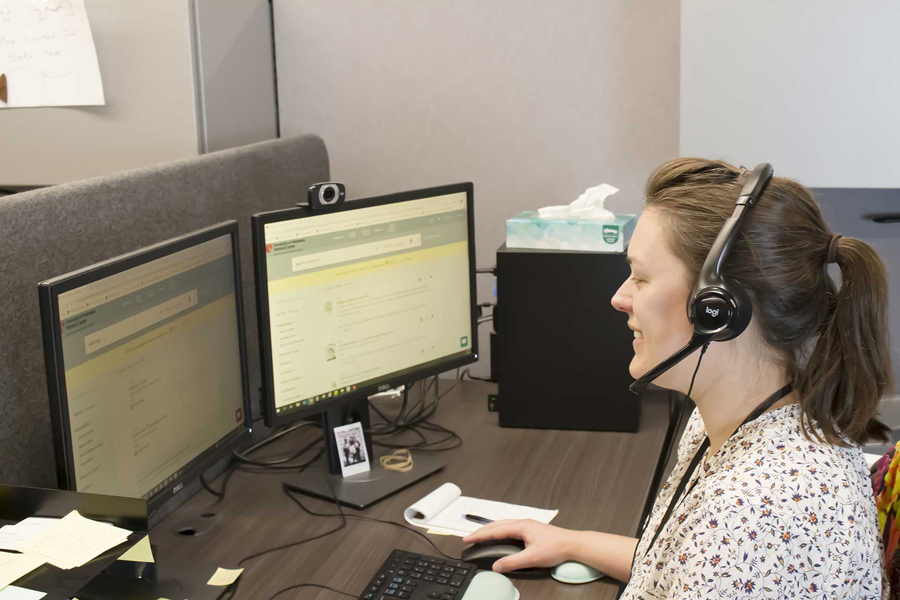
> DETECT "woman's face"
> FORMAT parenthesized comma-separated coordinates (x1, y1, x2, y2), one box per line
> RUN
(611, 209, 694, 387)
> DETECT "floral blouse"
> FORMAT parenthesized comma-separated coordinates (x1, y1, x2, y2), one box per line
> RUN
(621, 403, 882, 599)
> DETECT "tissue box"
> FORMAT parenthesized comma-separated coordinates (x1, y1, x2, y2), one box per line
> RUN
(506, 211, 636, 252)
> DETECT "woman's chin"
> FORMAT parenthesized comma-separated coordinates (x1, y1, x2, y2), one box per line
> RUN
(629, 357, 647, 380)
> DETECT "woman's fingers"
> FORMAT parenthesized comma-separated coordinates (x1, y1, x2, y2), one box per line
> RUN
(461, 520, 525, 544)
(493, 547, 542, 573)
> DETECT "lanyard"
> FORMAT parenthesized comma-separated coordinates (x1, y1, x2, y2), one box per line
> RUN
(638, 383, 793, 562)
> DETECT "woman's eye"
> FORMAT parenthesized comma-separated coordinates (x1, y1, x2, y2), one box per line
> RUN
(630, 275, 644, 285)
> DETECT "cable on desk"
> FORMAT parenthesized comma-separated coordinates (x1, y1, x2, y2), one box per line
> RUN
(238, 475, 348, 566)
(200, 465, 235, 502)
(268, 583, 356, 599)
(233, 421, 321, 464)
(282, 481, 459, 561)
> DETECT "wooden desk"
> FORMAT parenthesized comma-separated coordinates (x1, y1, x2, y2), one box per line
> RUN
(150, 381, 669, 599)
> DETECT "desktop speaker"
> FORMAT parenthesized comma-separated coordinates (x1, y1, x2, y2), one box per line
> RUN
(494, 244, 641, 432)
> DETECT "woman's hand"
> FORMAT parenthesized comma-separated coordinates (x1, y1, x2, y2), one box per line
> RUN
(461, 519, 577, 573)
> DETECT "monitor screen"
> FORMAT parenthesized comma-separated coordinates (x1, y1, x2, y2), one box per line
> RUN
(255, 184, 476, 423)
(41, 223, 249, 501)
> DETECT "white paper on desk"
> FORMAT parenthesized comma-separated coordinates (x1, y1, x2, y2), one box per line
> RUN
(0, 518, 59, 551)
(0, 0, 105, 107)
(15, 511, 130, 570)
(0, 586, 47, 600)
(0, 551, 45, 590)
(404, 483, 558, 537)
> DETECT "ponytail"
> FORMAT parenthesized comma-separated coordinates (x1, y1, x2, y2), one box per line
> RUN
(795, 237, 892, 445)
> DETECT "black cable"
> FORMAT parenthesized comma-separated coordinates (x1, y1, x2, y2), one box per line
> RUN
(268, 583, 356, 599)
(233, 447, 325, 473)
(368, 375, 463, 451)
(199, 465, 235, 502)
(630, 341, 710, 570)
(239, 476, 348, 566)
(231, 421, 323, 470)
(282, 482, 458, 560)
(460, 368, 490, 382)
(235, 421, 320, 460)
(200, 421, 319, 501)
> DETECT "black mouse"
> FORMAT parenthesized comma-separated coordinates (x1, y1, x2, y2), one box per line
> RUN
(459, 538, 550, 577)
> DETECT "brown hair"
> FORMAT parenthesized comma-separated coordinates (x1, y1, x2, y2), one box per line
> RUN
(645, 158, 892, 445)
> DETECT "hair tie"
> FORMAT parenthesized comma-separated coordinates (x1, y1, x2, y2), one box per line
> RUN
(827, 233, 842, 264)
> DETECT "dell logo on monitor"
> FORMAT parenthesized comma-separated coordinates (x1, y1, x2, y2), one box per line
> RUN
(378, 384, 390, 392)
(173, 482, 184, 495)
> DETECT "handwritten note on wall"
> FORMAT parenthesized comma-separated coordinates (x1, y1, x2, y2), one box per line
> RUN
(0, 0, 104, 107)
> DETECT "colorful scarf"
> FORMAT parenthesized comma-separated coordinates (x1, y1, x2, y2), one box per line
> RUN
(874, 442, 900, 598)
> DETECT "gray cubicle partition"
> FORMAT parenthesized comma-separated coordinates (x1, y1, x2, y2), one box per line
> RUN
(0, 135, 329, 488)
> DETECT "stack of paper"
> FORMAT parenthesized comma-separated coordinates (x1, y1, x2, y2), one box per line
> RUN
(15, 511, 130, 570)
(0, 552, 45, 591)
(0, 519, 57, 552)
(404, 483, 558, 537)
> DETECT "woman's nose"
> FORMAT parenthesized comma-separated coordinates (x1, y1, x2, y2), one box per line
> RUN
(611, 281, 632, 313)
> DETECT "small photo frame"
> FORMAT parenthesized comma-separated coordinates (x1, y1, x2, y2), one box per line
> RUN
(333, 421, 370, 477)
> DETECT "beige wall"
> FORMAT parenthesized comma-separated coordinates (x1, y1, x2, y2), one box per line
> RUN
(273, 1, 680, 375)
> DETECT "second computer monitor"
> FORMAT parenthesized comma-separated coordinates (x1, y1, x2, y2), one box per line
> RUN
(39, 222, 251, 520)
(253, 183, 478, 427)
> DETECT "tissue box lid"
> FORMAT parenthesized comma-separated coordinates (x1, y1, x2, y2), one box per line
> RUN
(506, 211, 635, 252)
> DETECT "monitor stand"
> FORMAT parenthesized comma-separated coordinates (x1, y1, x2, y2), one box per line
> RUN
(286, 397, 445, 509)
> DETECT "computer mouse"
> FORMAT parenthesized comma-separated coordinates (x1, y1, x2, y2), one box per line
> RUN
(459, 539, 549, 577)
(551, 560, 605, 584)
(461, 571, 520, 600)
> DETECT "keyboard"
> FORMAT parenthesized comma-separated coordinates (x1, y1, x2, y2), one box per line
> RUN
(359, 549, 478, 600)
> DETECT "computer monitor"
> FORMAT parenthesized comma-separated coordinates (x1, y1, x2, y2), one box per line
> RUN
(252, 183, 478, 507)
(39, 221, 251, 526)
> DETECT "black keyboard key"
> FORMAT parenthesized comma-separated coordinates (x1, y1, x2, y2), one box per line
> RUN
(359, 550, 475, 600)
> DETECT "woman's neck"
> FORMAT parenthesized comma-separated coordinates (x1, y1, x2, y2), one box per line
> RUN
(691, 363, 795, 456)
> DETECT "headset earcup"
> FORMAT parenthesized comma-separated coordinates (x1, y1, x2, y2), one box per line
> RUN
(714, 279, 752, 341)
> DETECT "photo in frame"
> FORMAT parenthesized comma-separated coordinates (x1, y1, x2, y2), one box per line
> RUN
(333, 421, 371, 477)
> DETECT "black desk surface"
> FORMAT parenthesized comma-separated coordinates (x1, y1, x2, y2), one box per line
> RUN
(149, 381, 668, 599)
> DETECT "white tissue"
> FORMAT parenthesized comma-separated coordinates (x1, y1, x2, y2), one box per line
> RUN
(537, 183, 619, 221)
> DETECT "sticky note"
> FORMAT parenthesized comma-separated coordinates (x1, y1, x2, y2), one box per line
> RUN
(117, 536, 154, 563)
(207, 567, 244, 586)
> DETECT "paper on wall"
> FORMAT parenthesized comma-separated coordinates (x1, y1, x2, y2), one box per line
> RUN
(404, 483, 558, 537)
(0, 0, 105, 107)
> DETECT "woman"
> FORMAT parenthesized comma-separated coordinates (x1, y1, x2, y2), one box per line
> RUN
(463, 158, 891, 598)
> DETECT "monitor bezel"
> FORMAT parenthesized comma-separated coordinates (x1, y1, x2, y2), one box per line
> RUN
(252, 182, 479, 428)
(38, 221, 252, 514)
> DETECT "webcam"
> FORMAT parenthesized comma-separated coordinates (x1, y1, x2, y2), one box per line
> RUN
(307, 182, 346, 211)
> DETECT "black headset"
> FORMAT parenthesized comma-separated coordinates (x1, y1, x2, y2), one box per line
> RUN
(629, 163, 774, 394)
